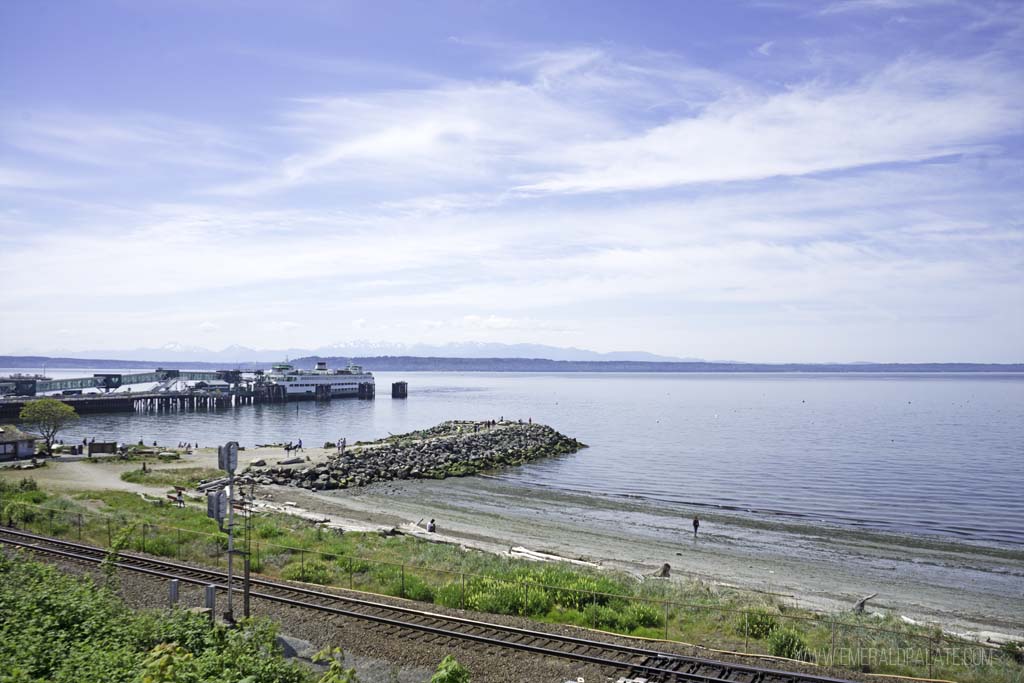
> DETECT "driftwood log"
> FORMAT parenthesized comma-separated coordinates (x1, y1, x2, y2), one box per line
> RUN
(853, 593, 878, 613)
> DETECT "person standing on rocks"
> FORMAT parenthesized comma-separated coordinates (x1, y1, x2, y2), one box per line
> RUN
(692, 516, 700, 538)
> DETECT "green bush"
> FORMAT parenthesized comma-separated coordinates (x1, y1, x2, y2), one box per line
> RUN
(736, 609, 779, 640)
(464, 578, 550, 616)
(624, 601, 665, 629)
(254, 521, 286, 538)
(3, 501, 37, 526)
(768, 628, 809, 660)
(583, 603, 623, 630)
(281, 558, 335, 585)
(387, 574, 434, 602)
(430, 655, 470, 683)
(0, 553, 312, 683)
(434, 581, 464, 609)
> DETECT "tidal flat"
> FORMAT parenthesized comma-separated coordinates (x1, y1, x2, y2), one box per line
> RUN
(273, 474, 1024, 640)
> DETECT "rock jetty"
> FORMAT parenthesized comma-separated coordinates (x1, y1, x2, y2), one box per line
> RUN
(247, 420, 586, 491)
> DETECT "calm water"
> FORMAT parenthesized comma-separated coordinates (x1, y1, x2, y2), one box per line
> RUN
(13, 370, 1024, 547)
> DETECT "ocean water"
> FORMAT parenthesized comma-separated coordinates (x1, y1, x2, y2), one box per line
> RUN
(11, 370, 1024, 547)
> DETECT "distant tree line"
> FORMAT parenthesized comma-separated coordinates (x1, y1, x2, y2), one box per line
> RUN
(2, 355, 1021, 373)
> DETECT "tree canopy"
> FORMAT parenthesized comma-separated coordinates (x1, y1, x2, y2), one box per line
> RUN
(18, 398, 78, 455)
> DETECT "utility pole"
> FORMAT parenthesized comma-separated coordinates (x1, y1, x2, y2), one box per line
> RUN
(211, 441, 239, 624)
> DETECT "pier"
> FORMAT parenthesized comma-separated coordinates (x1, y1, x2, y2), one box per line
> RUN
(0, 390, 263, 420)
(0, 367, 407, 418)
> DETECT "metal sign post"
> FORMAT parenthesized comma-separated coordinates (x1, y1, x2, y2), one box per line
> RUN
(213, 440, 239, 624)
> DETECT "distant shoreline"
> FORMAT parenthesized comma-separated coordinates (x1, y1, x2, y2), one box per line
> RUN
(1, 354, 1022, 373)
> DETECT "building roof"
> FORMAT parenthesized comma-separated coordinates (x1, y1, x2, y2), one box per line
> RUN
(0, 425, 37, 443)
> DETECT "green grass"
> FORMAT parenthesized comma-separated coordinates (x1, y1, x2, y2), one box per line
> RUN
(2, 478, 1021, 683)
(120, 466, 223, 488)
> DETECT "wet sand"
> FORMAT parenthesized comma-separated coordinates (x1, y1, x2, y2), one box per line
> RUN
(265, 475, 1024, 641)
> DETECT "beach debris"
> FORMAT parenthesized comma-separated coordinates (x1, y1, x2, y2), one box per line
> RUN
(853, 592, 878, 613)
(197, 477, 229, 492)
(509, 546, 600, 567)
(250, 459, 266, 467)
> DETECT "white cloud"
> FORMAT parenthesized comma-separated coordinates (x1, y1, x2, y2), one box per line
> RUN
(820, 0, 958, 15)
(517, 57, 1020, 194)
(2, 40, 1021, 360)
(2, 112, 251, 172)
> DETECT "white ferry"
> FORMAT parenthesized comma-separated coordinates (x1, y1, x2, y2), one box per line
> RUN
(268, 361, 374, 397)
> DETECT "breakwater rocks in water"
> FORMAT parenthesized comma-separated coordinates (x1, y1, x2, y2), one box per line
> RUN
(247, 420, 586, 491)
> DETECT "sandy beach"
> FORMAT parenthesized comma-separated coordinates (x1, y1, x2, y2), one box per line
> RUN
(7, 445, 1023, 642)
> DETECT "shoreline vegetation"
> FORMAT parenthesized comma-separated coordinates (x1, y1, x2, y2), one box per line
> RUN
(0, 551, 465, 683)
(1, 468, 1023, 681)
(248, 420, 586, 490)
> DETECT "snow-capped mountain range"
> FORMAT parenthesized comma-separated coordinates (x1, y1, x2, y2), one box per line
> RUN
(17, 341, 696, 363)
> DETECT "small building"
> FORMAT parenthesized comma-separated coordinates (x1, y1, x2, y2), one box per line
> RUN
(0, 425, 37, 461)
(194, 380, 230, 393)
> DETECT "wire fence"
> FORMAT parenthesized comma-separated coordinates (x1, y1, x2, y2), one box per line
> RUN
(0, 493, 1016, 680)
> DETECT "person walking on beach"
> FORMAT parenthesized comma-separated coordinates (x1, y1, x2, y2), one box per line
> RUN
(692, 517, 700, 538)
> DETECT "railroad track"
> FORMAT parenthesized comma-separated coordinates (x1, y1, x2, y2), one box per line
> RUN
(0, 527, 856, 683)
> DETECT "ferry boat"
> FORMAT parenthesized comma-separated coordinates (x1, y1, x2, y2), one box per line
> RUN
(267, 361, 374, 398)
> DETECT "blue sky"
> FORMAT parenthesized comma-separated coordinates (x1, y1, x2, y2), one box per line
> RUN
(1, 0, 1022, 362)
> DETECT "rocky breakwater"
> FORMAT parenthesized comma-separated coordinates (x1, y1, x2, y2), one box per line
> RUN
(247, 420, 586, 491)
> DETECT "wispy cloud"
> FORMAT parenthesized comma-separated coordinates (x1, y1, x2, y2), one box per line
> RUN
(2, 16, 1021, 360)
(517, 56, 1020, 194)
(820, 0, 957, 15)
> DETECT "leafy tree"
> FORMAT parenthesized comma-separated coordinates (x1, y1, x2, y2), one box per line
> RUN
(18, 398, 79, 455)
(430, 656, 469, 683)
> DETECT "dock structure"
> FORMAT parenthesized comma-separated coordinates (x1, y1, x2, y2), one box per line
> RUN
(391, 381, 408, 398)
(2, 370, 321, 419)
(357, 382, 375, 399)
(0, 368, 358, 419)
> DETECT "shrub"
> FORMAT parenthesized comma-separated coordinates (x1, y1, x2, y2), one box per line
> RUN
(399, 575, 435, 603)
(737, 609, 779, 639)
(0, 554, 312, 683)
(768, 628, 809, 660)
(434, 581, 464, 609)
(583, 603, 623, 630)
(624, 601, 665, 629)
(464, 578, 550, 616)
(3, 501, 37, 526)
(430, 655, 470, 683)
(281, 558, 335, 585)
(254, 521, 286, 538)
